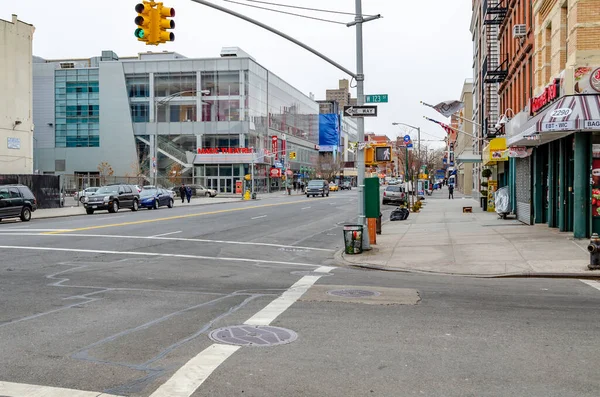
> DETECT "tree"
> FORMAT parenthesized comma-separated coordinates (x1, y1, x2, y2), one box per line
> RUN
(168, 163, 183, 185)
(97, 161, 114, 185)
(124, 161, 145, 186)
(315, 153, 344, 182)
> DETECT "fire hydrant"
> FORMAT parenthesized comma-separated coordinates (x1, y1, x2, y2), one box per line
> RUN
(587, 233, 600, 270)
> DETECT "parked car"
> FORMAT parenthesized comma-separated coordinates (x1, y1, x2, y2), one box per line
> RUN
(306, 180, 329, 197)
(340, 181, 352, 190)
(382, 185, 407, 205)
(0, 184, 37, 222)
(84, 184, 140, 214)
(139, 188, 174, 210)
(329, 182, 339, 192)
(170, 185, 217, 197)
(76, 187, 99, 202)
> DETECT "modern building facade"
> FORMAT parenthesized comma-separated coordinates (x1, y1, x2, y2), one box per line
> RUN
(0, 15, 35, 174)
(504, 0, 600, 237)
(32, 47, 319, 193)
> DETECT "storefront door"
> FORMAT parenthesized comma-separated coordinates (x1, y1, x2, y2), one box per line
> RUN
(206, 178, 219, 192)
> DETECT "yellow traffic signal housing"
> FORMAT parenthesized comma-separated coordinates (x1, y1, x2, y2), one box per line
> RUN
(134, 2, 153, 43)
(157, 4, 175, 43)
(365, 147, 375, 165)
(289, 151, 296, 160)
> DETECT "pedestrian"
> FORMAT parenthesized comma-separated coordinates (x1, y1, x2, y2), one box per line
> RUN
(293, 181, 297, 191)
(179, 183, 186, 204)
(448, 184, 454, 199)
(185, 185, 192, 203)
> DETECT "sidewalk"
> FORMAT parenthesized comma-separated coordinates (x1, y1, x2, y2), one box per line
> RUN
(341, 188, 598, 277)
(33, 190, 301, 220)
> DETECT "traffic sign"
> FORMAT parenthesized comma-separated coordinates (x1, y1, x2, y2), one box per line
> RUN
(403, 135, 411, 143)
(343, 105, 378, 117)
(365, 94, 388, 103)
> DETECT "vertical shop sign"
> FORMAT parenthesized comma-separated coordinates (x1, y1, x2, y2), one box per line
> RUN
(592, 145, 600, 217)
(272, 136, 278, 160)
(487, 180, 498, 212)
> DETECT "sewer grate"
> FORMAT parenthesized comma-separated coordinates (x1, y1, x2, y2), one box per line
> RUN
(326, 289, 380, 298)
(208, 325, 298, 347)
(290, 271, 332, 277)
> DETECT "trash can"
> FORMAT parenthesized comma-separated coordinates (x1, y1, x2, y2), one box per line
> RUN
(376, 212, 382, 235)
(343, 224, 364, 255)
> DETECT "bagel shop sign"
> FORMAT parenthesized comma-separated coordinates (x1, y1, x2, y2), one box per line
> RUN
(197, 148, 254, 154)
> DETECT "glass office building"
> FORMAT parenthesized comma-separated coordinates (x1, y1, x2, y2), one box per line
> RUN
(33, 48, 320, 193)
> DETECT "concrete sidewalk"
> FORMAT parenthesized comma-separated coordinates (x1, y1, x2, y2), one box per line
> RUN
(341, 188, 599, 277)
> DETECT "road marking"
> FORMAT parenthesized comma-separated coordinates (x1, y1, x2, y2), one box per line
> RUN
(150, 265, 334, 397)
(580, 279, 600, 291)
(151, 231, 182, 237)
(0, 229, 75, 232)
(301, 206, 311, 210)
(0, 233, 335, 252)
(95, 215, 126, 221)
(0, 381, 122, 397)
(251, 215, 267, 220)
(149, 344, 239, 397)
(0, 245, 326, 268)
(43, 198, 328, 235)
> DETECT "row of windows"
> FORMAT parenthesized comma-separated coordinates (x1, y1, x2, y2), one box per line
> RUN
(125, 71, 242, 99)
(129, 100, 244, 123)
(55, 75, 100, 148)
(55, 136, 100, 148)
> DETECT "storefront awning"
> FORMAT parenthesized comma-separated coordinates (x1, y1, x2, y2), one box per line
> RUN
(456, 151, 482, 164)
(508, 94, 600, 147)
(483, 138, 508, 166)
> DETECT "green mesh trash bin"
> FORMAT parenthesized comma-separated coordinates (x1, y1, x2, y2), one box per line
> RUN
(343, 224, 364, 254)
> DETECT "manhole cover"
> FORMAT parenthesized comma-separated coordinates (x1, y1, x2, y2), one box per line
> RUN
(291, 271, 332, 277)
(327, 289, 380, 298)
(208, 325, 298, 347)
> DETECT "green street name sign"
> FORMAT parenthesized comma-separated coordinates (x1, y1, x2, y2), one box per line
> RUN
(365, 94, 388, 103)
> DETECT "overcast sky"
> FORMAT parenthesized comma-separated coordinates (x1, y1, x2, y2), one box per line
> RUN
(7, 0, 472, 147)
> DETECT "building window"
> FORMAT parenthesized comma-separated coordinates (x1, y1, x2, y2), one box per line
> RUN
(201, 71, 240, 96)
(154, 72, 197, 97)
(130, 103, 150, 122)
(126, 75, 150, 98)
(156, 103, 197, 122)
(202, 134, 240, 148)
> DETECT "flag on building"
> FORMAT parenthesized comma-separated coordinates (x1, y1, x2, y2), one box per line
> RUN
(424, 117, 455, 135)
(421, 100, 465, 118)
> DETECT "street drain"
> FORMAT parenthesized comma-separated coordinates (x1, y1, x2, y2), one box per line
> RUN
(327, 289, 380, 298)
(290, 271, 332, 277)
(208, 325, 298, 347)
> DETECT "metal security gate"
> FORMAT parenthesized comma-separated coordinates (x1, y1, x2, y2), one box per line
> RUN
(515, 157, 532, 225)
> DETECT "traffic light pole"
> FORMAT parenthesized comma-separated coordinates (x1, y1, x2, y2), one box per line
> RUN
(189, 0, 380, 249)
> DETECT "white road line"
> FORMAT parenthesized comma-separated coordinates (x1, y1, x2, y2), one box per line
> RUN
(580, 279, 600, 291)
(251, 215, 267, 220)
(150, 265, 334, 397)
(151, 231, 182, 237)
(0, 245, 324, 268)
(149, 344, 239, 397)
(0, 381, 122, 397)
(0, 233, 335, 252)
(301, 206, 311, 210)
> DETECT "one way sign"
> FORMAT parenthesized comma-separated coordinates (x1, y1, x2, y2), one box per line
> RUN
(343, 105, 378, 117)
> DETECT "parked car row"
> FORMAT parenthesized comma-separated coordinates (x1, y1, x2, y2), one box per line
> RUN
(83, 184, 175, 214)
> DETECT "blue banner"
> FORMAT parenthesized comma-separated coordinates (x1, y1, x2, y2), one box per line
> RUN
(319, 114, 340, 151)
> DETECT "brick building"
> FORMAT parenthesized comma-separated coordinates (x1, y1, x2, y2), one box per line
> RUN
(504, 0, 600, 237)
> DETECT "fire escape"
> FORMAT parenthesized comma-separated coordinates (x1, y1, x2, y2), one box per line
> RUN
(482, 0, 508, 138)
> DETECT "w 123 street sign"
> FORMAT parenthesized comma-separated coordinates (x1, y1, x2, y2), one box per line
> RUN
(365, 94, 388, 103)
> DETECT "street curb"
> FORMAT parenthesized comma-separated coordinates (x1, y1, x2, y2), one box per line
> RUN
(335, 249, 600, 279)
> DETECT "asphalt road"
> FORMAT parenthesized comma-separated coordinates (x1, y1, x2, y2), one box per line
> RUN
(1, 190, 600, 397)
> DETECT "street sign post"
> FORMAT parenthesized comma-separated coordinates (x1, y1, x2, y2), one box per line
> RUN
(365, 94, 388, 103)
(343, 105, 378, 117)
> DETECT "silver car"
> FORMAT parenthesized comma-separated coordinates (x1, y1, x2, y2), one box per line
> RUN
(76, 187, 99, 202)
(382, 185, 406, 205)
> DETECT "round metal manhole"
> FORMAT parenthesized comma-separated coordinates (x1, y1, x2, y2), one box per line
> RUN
(326, 289, 380, 298)
(208, 325, 298, 347)
(290, 271, 332, 277)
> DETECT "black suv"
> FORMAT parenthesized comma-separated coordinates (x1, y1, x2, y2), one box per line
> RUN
(306, 180, 329, 197)
(0, 184, 37, 222)
(84, 184, 140, 214)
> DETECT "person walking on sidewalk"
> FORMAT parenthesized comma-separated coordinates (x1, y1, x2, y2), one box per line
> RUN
(179, 184, 186, 204)
(448, 184, 454, 199)
(185, 185, 192, 203)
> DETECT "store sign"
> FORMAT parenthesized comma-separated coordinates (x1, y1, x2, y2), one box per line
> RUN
(530, 79, 560, 116)
(584, 120, 600, 130)
(272, 136, 278, 160)
(269, 168, 281, 178)
(507, 146, 531, 158)
(7, 137, 20, 149)
(196, 148, 253, 154)
(541, 120, 575, 132)
(574, 66, 600, 94)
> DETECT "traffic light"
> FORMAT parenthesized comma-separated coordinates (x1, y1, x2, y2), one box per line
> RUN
(365, 147, 375, 165)
(134, 2, 153, 43)
(289, 151, 296, 160)
(135, 2, 174, 45)
(157, 3, 175, 43)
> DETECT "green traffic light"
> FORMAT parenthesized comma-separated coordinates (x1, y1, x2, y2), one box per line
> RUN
(135, 28, 145, 39)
